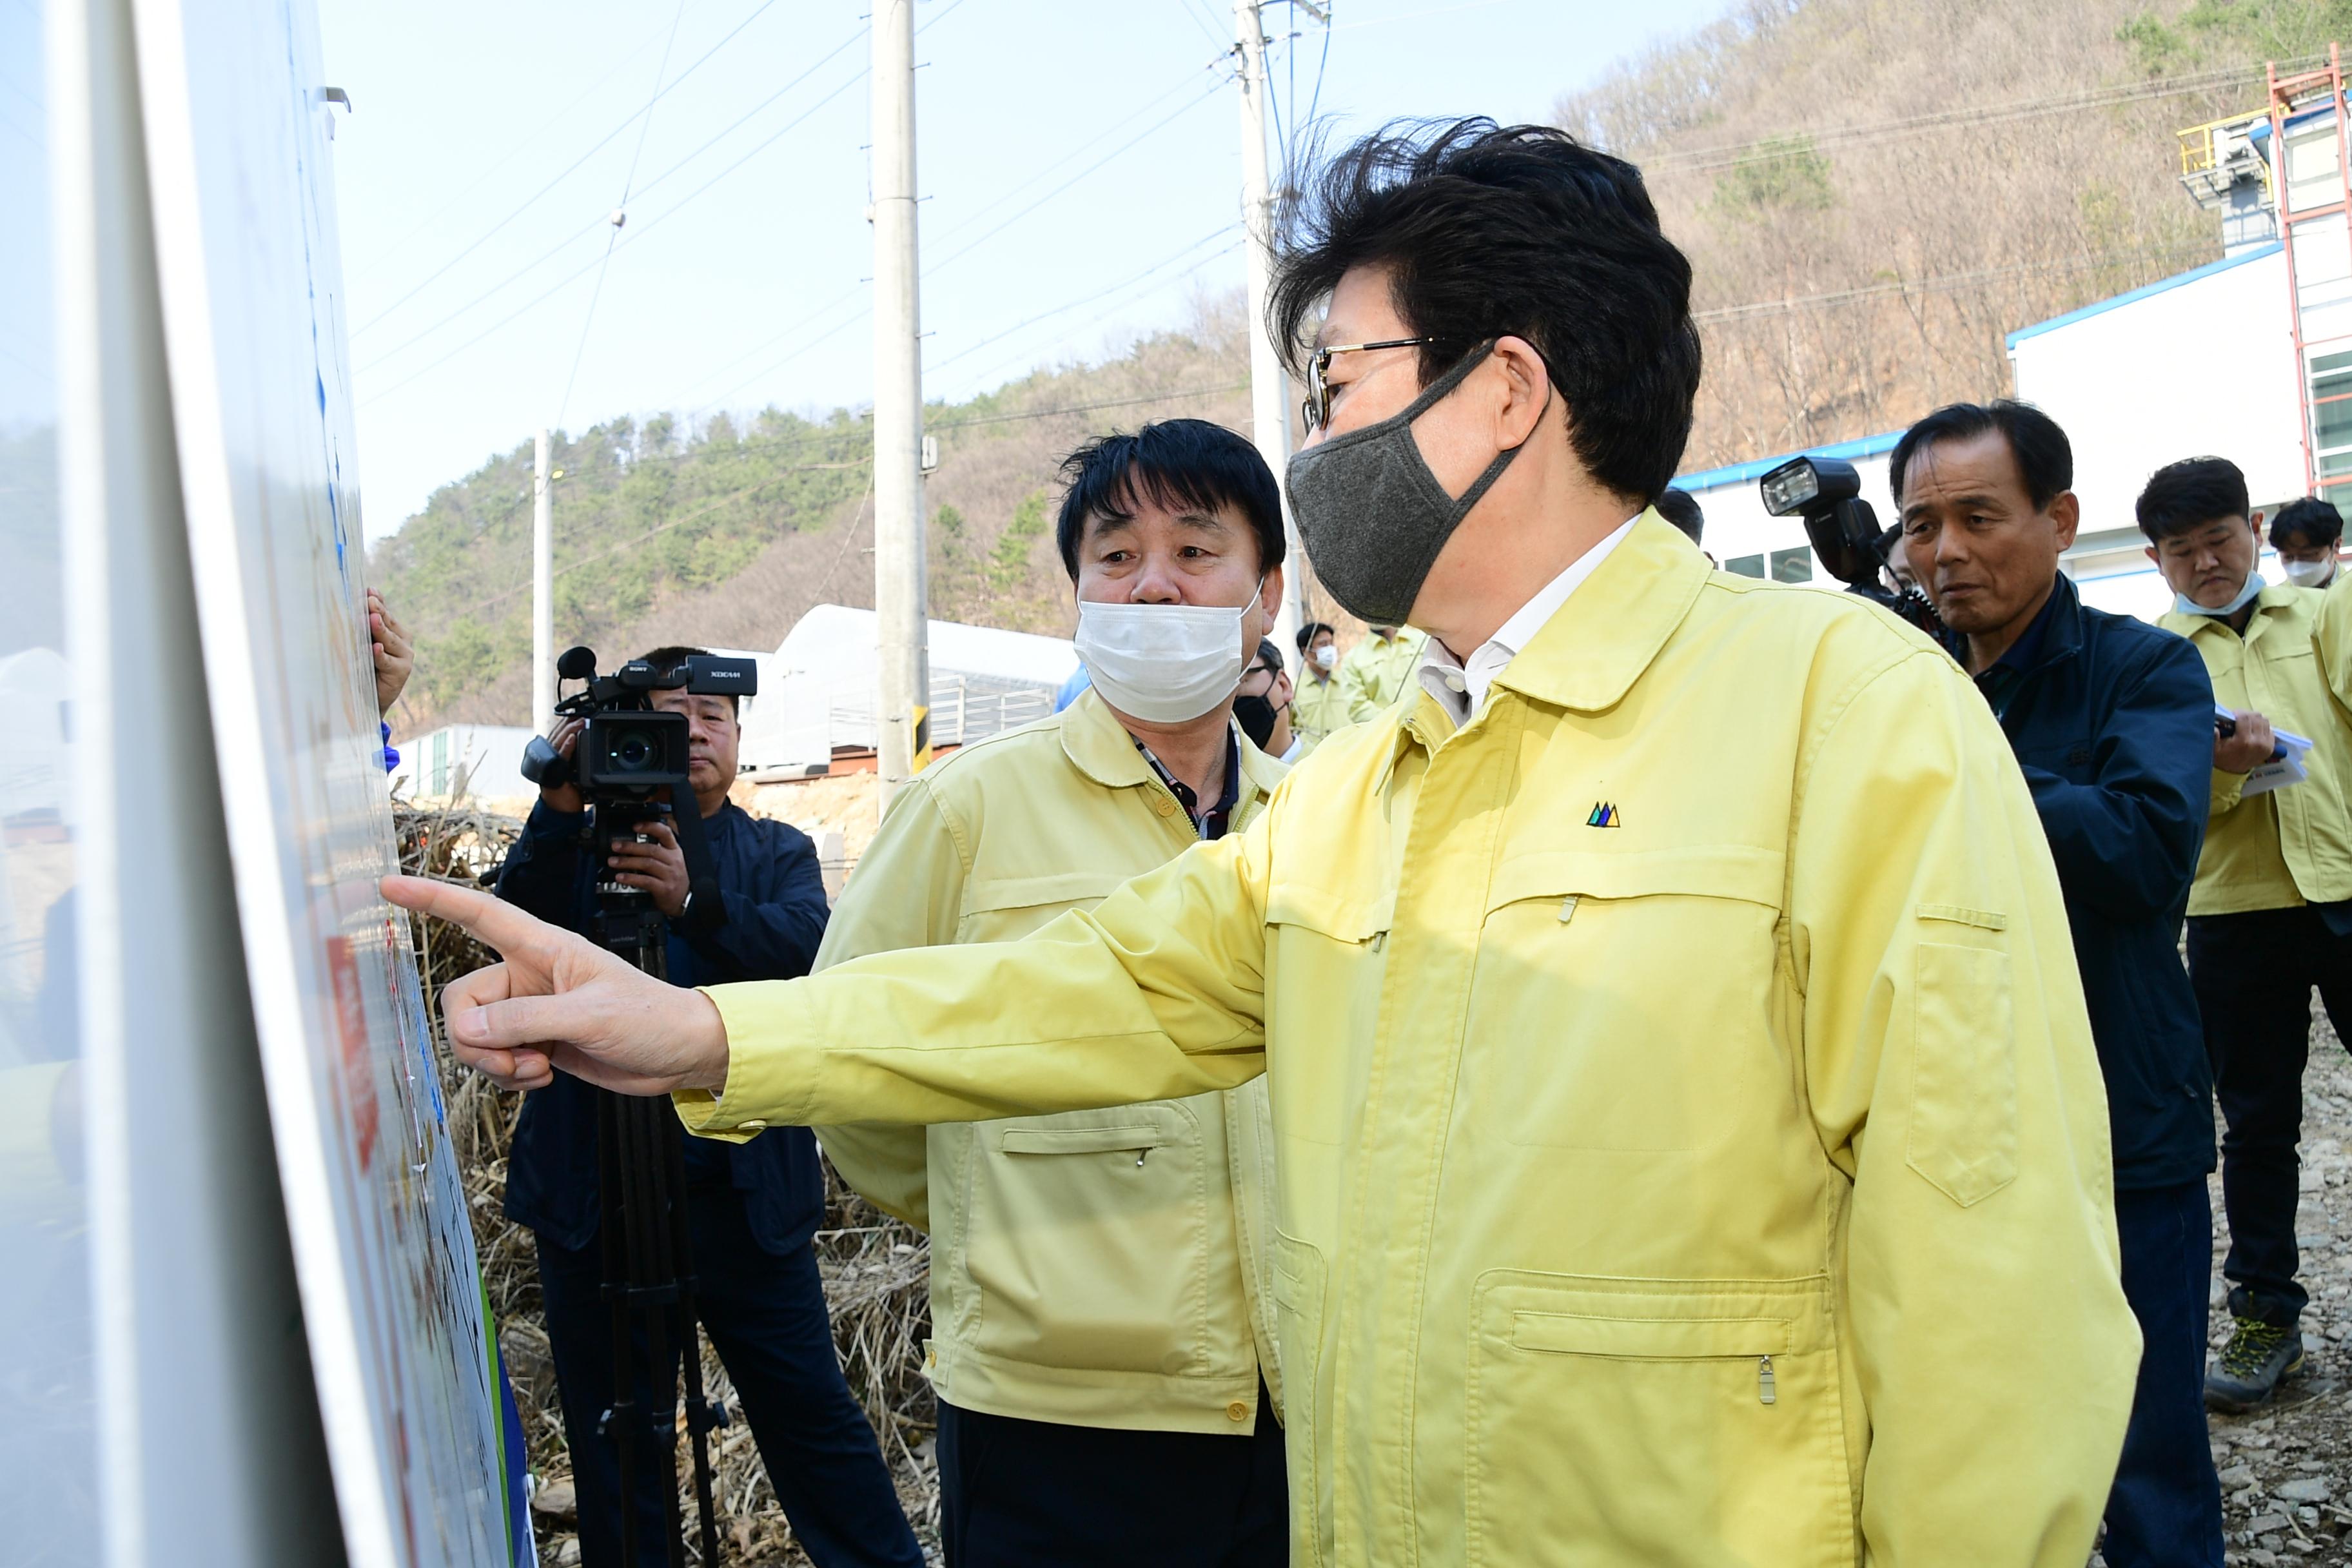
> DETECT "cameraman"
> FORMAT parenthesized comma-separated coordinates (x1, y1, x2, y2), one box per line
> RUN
(496, 647, 919, 1568)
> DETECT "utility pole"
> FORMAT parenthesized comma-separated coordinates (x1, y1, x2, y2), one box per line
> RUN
(1233, 0, 1308, 648)
(533, 428, 554, 728)
(872, 0, 928, 803)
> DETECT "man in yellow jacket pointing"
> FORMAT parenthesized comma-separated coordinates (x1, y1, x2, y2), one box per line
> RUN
(396, 120, 2139, 1567)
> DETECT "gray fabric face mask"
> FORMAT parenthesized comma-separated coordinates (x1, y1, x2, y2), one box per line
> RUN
(1284, 340, 1537, 627)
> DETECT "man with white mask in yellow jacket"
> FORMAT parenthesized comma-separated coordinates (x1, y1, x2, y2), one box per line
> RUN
(816, 420, 1291, 1567)
(395, 119, 2139, 1567)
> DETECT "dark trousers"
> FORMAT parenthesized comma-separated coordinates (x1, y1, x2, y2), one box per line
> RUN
(2187, 906, 2352, 1326)
(2103, 1180, 2224, 1568)
(936, 1384, 1288, 1567)
(536, 1188, 923, 1568)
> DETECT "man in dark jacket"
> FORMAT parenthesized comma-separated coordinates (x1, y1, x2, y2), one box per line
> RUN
(1894, 404, 2218, 1568)
(497, 647, 919, 1568)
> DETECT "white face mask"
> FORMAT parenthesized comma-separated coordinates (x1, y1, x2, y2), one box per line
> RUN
(1313, 644, 1338, 671)
(2173, 571, 2266, 619)
(2281, 557, 2337, 589)
(1073, 592, 1255, 723)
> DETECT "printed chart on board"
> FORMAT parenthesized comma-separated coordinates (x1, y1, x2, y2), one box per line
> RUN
(128, 0, 505, 1562)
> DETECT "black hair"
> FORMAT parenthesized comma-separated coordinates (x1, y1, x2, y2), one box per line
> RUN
(1295, 620, 1335, 654)
(1889, 400, 2073, 511)
(1654, 486, 1704, 544)
(1252, 637, 1284, 674)
(1269, 118, 1701, 507)
(638, 643, 738, 716)
(2272, 495, 2345, 549)
(2133, 456, 2250, 542)
(1054, 420, 1285, 581)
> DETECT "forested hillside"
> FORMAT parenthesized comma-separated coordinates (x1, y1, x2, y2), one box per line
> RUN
(376, 0, 2352, 737)
(1562, 0, 2352, 467)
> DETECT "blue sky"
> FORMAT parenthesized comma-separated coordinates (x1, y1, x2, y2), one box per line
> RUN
(318, 0, 1740, 541)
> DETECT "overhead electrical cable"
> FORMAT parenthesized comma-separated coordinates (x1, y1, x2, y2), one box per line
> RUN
(351, 7, 688, 286)
(927, 225, 1239, 373)
(556, 0, 692, 431)
(944, 239, 1244, 392)
(1645, 64, 2293, 175)
(930, 381, 1249, 430)
(359, 62, 869, 404)
(925, 79, 1227, 276)
(358, 24, 867, 376)
(352, 0, 786, 337)
(1692, 241, 2219, 324)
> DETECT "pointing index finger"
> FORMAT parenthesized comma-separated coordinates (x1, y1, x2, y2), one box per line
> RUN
(382, 874, 563, 964)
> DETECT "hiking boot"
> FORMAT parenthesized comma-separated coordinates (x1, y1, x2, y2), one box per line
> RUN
(2205, 1317, 2306, 1413)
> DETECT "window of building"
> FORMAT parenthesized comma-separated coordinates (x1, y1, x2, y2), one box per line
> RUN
(1770, 546, 1815, 583)
(2311, 348, 2352, 493)
(1726, 554, 1766, 578)
(2286, 121, 2344, 214)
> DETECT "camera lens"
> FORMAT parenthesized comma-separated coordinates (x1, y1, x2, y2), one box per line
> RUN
(610, 726, 659, 773)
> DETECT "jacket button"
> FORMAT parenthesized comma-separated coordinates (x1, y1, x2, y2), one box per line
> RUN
(1226, 1400, 1249, 1422)
(1153, 797, 1176, 816)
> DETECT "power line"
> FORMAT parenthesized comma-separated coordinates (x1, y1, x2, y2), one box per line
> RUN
(928, 225, 1238, 373)
(930, 380, 1249, 430)
(358, 25, 868, 378)
(557, 0, 692, 433)
(350, 7, 690, 288)
(925, 79, 1228, 277)
(1645, 65, 2281, 175)
(943, 239, 1244, 393)
(352, 0, 787, 338)
(1693, 241, 2216, 324)
(359, 63, 870, 407)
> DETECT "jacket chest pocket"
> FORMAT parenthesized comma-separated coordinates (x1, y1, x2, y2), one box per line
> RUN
(1467, 847, 1786, 1153)
(1465, 1270, 1854, 1568)
(959, 870, 1129, 944)
(961, 1102, 1213, 1377)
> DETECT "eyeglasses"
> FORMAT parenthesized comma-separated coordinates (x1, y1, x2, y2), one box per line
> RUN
(1300, 337, 1453, 433)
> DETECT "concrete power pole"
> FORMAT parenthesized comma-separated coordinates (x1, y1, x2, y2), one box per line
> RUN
(1233, 0, 1306, 649)
(532, 428, 554, 728)
(872, 0, 927, 803)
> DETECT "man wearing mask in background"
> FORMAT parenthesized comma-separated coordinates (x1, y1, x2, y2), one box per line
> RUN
(402, 120, 2139, 1566)
(1237, 638, 1298, 761)
(1336, 617, 1425, 720)
(1896, 404, 2218, 1568)
(2272, 496, 2344, 591)
(815, 420, 1291, 1567)
(2141, 457, 2352, 1414)
(495, 651, 921, 1568)
(1289, 620, 1348, 754)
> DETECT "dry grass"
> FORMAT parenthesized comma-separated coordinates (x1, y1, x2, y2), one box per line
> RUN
(393, 799, 942, 1566)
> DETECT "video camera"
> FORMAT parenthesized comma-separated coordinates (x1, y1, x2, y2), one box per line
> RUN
(520, 645, 757, 799)
(1758, 455, 1944, 637)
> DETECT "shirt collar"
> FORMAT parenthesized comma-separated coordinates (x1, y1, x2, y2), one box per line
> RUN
(1416, 512, 1642, 724)
(1135, 729, 1242, 839)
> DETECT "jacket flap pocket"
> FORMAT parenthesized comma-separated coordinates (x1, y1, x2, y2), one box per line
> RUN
(1264, 877, 1395, 942)
(968, 870, 1129, 916)
(998, 1117, 1178, 1156)
(1485, 845, 1786, 915)
(1512, 1311, 1790, 1360)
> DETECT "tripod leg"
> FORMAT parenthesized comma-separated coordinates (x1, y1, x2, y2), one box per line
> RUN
(597, 1090, 645, 1567)
(664, 1112, 723, 1566)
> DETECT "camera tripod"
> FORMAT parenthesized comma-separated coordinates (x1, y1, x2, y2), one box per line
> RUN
(589, 799, 724, 1568)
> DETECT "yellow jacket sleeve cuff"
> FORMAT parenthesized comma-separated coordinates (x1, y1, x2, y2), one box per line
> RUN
(670, 982, 816, 1141)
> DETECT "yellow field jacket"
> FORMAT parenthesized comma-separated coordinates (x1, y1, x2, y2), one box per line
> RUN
(1290, 669, 1353, 754)
(814, 691, 1289, 1436)
(1337, 628, 1427, 721)
(686, 514, 2137, 1566)
(2162, 583, 2352, 914)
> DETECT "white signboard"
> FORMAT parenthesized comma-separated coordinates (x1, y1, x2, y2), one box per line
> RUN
(126, 0, 504, 1563)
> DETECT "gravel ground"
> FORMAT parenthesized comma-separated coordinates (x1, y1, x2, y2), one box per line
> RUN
(2197, 995, 2352, 1566)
